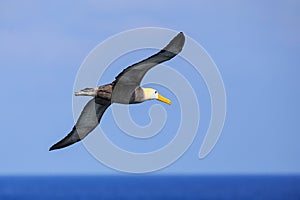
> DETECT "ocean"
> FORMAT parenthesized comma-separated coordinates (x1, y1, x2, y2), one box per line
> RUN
(0, 175, 299, 199)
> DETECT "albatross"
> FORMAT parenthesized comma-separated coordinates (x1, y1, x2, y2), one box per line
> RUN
(49, 32, 185, 151)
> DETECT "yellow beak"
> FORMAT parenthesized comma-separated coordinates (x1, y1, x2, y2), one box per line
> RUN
(157, 94, 172, 105)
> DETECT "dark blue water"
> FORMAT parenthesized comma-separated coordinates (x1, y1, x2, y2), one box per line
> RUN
(0, 175, 299, 199)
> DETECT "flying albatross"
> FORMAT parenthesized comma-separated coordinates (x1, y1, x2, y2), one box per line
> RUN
(49, 32, 185, 151)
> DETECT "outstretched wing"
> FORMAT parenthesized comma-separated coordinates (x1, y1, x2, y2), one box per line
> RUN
(111, 32, 185, 104)
(49, 98, 110, 151)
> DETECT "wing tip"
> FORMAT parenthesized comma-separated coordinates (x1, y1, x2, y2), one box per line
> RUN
(49, 142, 63, 151)
(177, 31, 185, 39)
(49, 146, 56, 151)
(164, 31, 185, 54)
(49, 129, 79, 152)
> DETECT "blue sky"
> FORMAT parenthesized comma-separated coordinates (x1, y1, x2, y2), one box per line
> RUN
(0, 1, 299, 175)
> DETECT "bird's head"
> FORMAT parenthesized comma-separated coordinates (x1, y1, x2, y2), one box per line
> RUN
(142, 88, 171, 105)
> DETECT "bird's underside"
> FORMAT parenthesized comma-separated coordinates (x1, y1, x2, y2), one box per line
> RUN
(49, 32, 185, 151)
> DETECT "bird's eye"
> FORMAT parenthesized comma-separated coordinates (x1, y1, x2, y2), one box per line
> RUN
(155, 91, 157, 94)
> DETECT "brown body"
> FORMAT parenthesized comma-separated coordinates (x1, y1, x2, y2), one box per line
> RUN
(96, 84, 113, 101)
(75, 83, 145, 104)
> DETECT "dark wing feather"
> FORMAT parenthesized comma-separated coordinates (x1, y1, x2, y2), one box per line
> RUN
(111, 32, 185, 104)
(49, 98, 110, 151)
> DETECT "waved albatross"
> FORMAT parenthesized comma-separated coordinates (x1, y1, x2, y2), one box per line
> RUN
(49, 32, 185, 151)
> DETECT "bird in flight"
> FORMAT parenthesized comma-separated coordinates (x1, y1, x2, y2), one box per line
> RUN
(49, 32, 185, 151)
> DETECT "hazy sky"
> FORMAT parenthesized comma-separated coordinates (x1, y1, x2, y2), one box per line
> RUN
(0, 0, 299, 175)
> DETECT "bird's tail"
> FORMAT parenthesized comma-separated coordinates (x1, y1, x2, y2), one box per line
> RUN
(74, 87, 98, 96)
